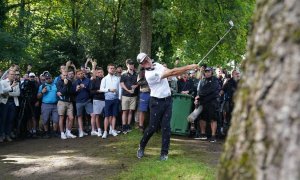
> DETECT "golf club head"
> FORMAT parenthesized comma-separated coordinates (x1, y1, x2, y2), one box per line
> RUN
(229, 20, 234, 27)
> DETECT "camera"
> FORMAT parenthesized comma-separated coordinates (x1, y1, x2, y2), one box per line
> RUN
(21, 79, 36, 98)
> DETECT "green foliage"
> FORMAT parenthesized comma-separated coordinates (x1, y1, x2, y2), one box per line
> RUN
(0, 0, 255, 74)
(0, 31, 27, 69)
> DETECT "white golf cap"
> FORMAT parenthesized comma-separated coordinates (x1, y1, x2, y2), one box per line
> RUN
(137, 53, 147, 64)
(29, 72, 36, 77)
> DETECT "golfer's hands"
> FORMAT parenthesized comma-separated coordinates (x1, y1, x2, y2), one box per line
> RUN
(189, 64, 200, 71)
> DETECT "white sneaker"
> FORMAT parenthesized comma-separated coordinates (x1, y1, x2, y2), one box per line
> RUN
(83, 131, 88, 136)
(79, 131, 85, 138)
(102, 131, 107, 139)
(91, 131, 98, 136)
(109, 129, 112, 135)
(61, 133, 67, 140)
(97, 129, 102, 137)
(111, 130, 118, 137)
(66, 132, 76, 138)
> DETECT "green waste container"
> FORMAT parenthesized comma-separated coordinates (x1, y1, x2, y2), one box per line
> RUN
(170, 93, 193, 135)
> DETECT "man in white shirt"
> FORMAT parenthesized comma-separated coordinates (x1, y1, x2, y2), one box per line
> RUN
(100, 64, 122, 139)
(0, 70, 20, 142)
(136, 53, 198, 161)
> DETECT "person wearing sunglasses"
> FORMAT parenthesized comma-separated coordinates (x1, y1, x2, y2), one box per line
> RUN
(37, 72, 59, 138)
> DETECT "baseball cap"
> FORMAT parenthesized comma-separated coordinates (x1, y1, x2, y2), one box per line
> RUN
(137, 53, 147, 64)
(205, 67, 212, 71)
(44, 72, 52, 78)
(29, 72, 36, 77)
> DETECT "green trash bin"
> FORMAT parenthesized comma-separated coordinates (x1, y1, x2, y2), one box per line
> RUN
(170, 93, 193, 135)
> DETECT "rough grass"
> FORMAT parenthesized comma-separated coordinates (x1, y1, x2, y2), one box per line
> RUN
(109, 130, 217, 180)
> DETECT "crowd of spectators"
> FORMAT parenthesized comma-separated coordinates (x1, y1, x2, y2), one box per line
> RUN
(0, 58, 240, 143)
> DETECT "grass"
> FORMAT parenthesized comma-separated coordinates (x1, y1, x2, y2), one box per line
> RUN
(108, 130, 217, 180)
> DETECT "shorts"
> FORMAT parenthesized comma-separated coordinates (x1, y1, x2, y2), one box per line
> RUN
(200, 100, 220, 122)
(223, 101, 234, 113)
(41, 103, 59, 125)
(76, 100, 93, 116)
(57, 101, 73, 116)
(121, 96, 137, 110)
(93, 100, 105, 115)
(138, 92, 150, 112)
(104, 99, 119, 117)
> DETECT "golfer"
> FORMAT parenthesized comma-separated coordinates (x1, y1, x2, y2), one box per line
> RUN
(136, 52, 199, 161)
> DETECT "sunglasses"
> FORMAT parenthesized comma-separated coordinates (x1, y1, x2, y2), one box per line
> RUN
(45, 77, 51, 80)
(30, 76, 35, 78)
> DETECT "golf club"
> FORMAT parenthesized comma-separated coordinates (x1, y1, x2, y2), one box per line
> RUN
(197, 20, 234, 66)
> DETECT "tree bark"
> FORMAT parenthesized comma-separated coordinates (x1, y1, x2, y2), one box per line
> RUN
(218, 0, 300, 180)
(140, 0, 152, 55)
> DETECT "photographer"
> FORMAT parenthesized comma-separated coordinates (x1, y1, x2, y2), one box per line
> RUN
(19, 72, 39, 138)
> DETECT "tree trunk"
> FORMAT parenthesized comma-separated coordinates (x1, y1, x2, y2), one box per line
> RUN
(218, 0, 300, 180)
(140, 0, 152, 55)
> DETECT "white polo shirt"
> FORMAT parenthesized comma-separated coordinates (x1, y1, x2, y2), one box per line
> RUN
(145, 63, 171, 98)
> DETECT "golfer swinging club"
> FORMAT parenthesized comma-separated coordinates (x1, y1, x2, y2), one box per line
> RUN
(136, 52, 199, 161)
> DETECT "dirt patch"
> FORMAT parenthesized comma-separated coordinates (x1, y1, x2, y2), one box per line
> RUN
(0, 132, 223, 179)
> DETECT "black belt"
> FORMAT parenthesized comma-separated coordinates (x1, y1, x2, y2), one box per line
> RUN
(7, 97, 14, 101)
(151, 96, 171, 101)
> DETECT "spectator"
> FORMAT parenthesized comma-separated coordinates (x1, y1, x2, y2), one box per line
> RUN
(1, 70, 20, 142)
(177, 72, 193, 95)
(0, 81, 3, 142)
(90, 67, 105, 137)
(221, 69, 240, 129)
(100, 64, 121, 139)
(57, 70, 77, 139)
(137, 68, 150, 132)
(188, 70, 199, 97)
(73, 70, 94, 138)
(19, 72, 39, 138)
(120, 59, 138, 134)
(194, 67, 220, 142)
(37, 72, 59, 138)
(115, 65, 123, 77)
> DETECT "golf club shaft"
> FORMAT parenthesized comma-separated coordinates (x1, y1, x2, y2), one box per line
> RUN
(197, 26, 233, 66)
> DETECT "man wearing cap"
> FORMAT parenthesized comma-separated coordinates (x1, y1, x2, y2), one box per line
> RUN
(136, 52, 199, 161)
(194, 67, 220, 142)
(120, 59, 138, 134)
(37, 72, 59, 138)
(20, 72, 39, 137)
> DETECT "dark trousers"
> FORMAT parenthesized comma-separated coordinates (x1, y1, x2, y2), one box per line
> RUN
(139, 97, 172, 155)
(1, 100, 17, 136)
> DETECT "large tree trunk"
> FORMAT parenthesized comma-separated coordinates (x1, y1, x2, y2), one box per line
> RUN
(140, 0, 152, 55)
(218, 1, 300, 180)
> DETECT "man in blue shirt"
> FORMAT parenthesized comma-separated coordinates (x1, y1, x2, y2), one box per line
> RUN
(73, 69, 94, 138)
(37, 72, 58, 138)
